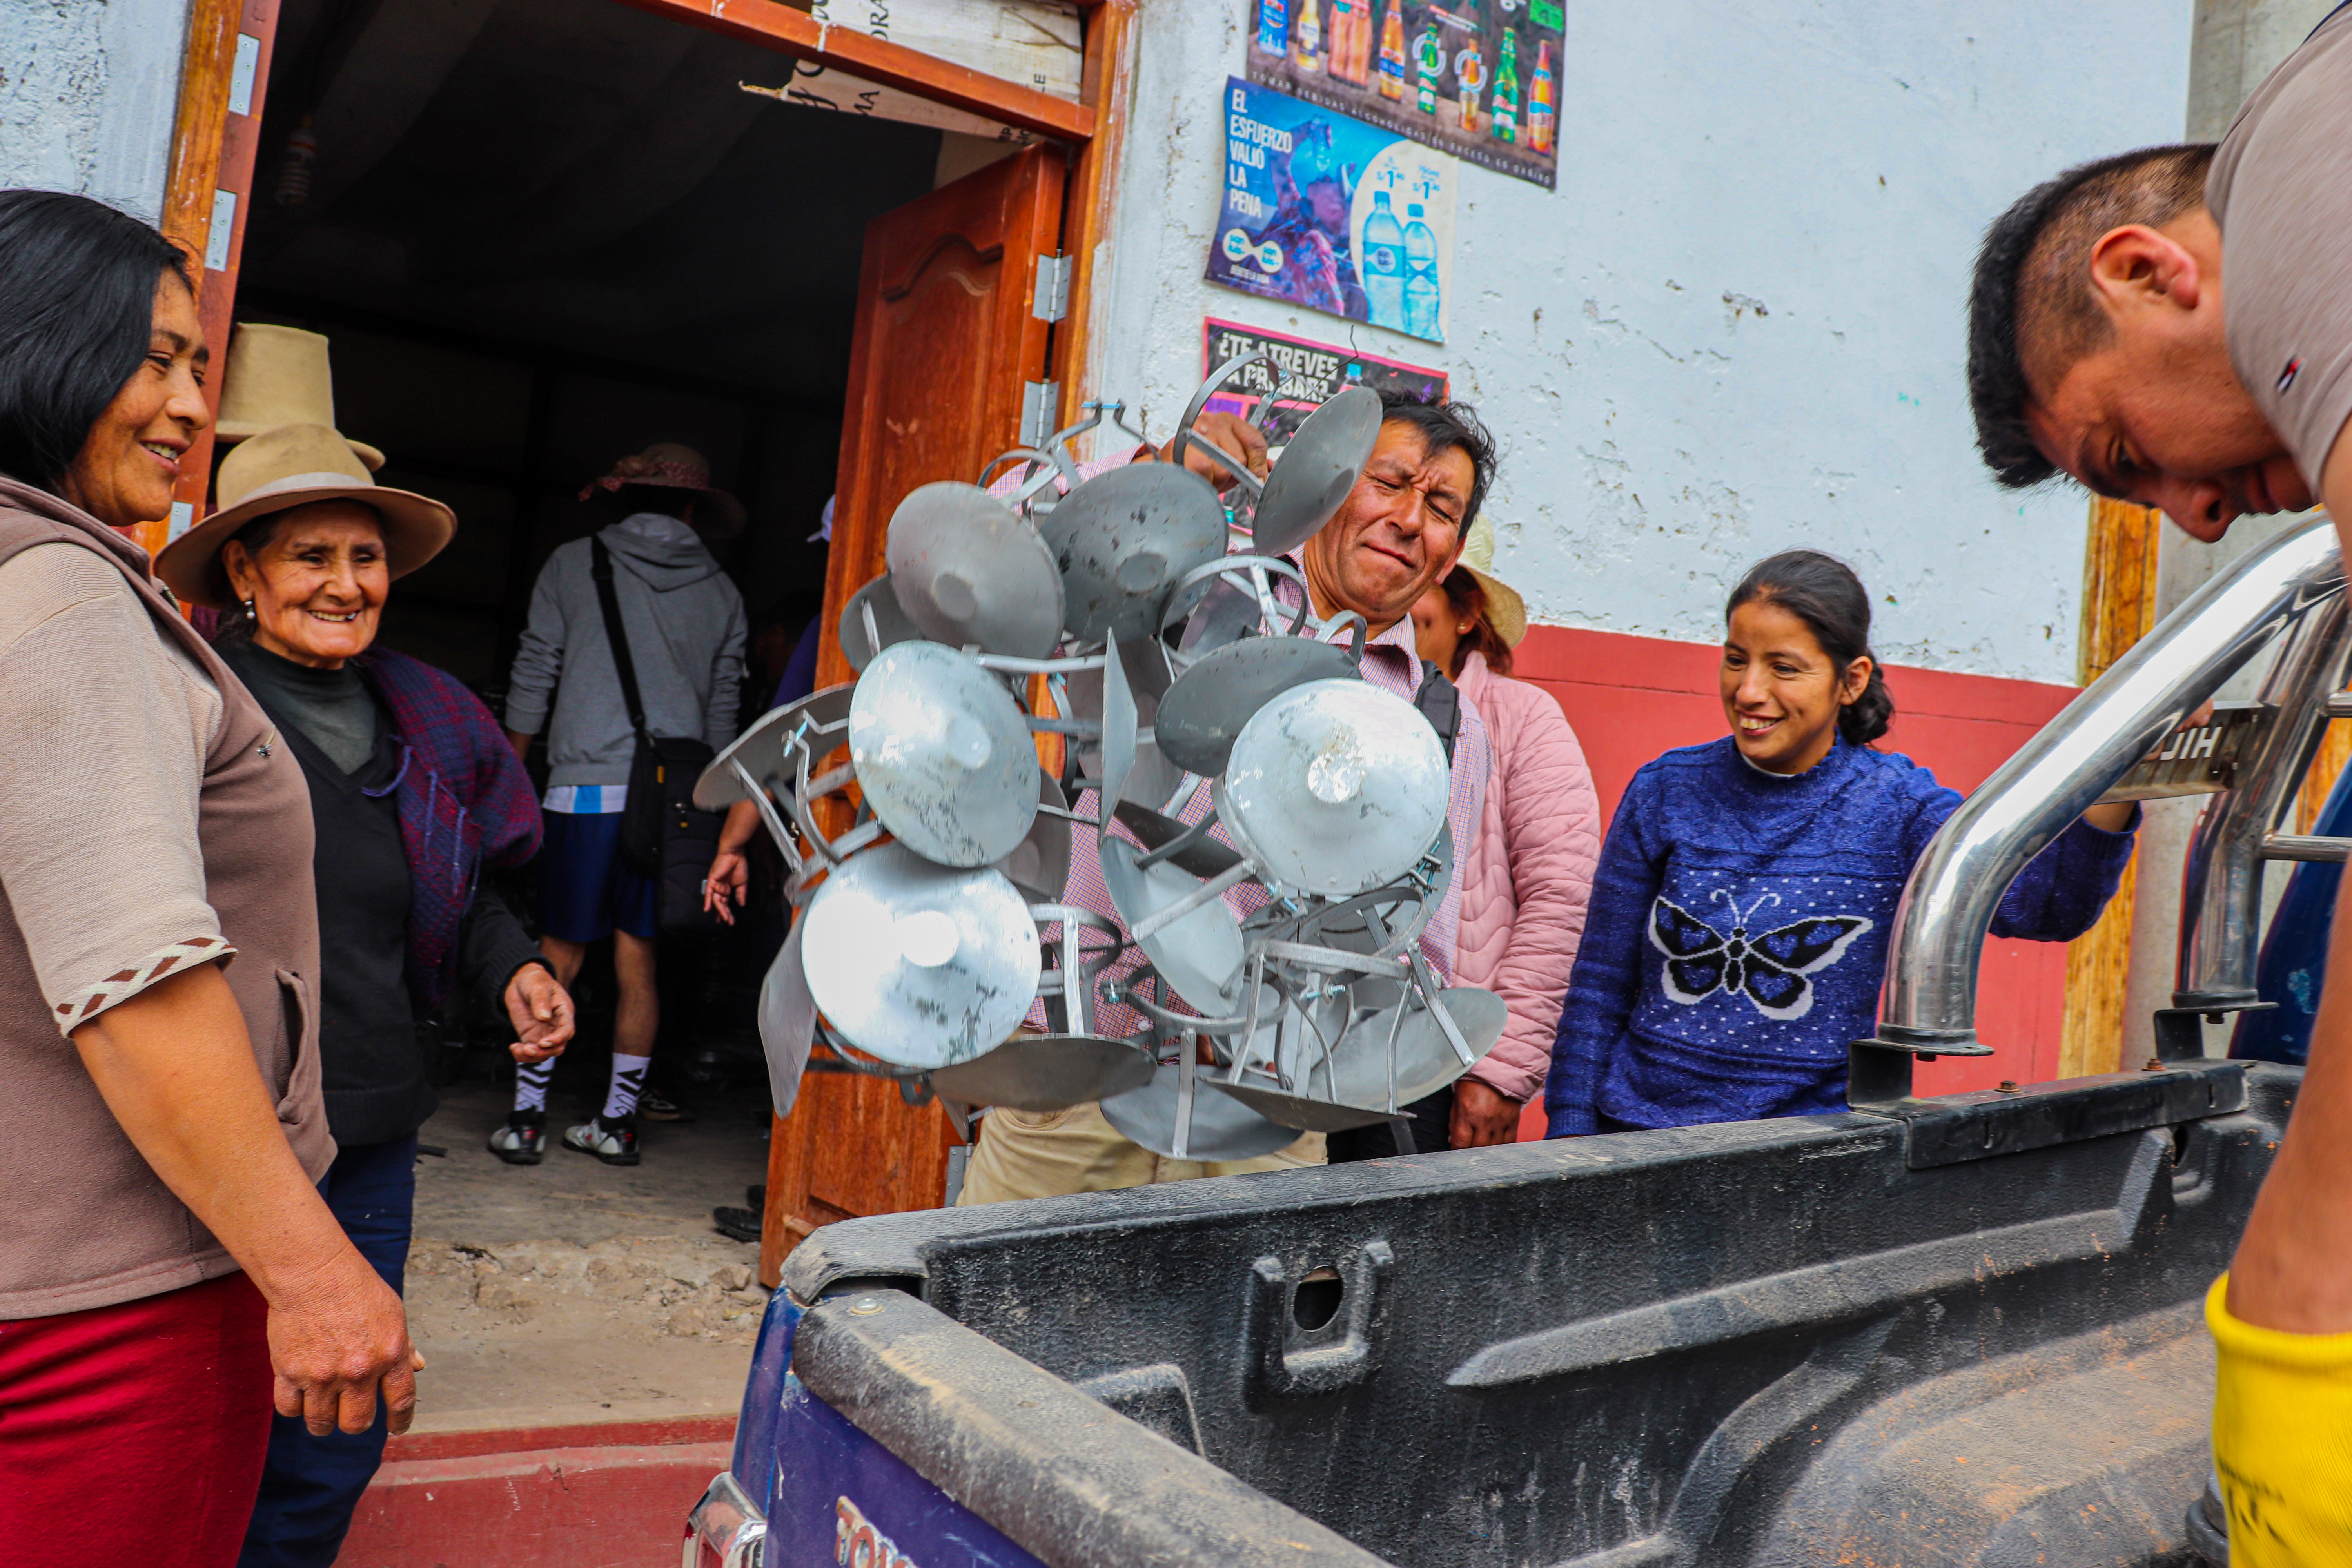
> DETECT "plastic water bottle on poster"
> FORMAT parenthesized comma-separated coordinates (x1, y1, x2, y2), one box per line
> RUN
(1361, 191, 1406, 330)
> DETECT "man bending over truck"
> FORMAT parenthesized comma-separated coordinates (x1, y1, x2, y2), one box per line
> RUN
(1967, 16, 2352, 1559)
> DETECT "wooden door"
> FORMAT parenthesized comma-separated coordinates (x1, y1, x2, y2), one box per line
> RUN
(761, 145, 1067, 1283)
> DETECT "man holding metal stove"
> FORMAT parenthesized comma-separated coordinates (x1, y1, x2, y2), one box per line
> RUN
(953, 390, 1501, 1203)
(1969, 12, 2352, 1557)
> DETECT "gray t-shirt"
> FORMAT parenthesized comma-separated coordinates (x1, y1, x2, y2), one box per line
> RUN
(2209, 5, 2352, 488)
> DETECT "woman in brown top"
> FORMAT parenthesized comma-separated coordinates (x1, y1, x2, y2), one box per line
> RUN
(0, 191, 417, 1565)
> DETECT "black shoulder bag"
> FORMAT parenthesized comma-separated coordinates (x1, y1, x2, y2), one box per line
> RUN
(591, 537, 722, 932)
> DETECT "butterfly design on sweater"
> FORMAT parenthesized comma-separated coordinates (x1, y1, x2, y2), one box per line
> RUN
(1648, 889, 1872, 1022)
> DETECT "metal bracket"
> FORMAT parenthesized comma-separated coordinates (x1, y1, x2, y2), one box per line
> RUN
(1020, 379, 1062, 448)
(1031, 253, 1071, 322)
(2152, 1000, 2276, 1062)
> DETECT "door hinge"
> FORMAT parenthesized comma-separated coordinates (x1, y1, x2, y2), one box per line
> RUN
(1020, 380, 1062, 448)
(1031, 254, 1071, 323)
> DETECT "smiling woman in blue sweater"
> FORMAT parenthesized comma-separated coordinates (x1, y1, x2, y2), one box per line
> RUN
(1545, 550, 2139, 1137)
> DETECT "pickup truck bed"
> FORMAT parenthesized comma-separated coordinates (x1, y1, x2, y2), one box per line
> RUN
(704, 1058, 2287, 1568)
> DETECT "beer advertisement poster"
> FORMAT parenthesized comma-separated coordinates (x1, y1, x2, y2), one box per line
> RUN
(1200, 319, 1448, 446)
(1206, 77, 1459, 345)
(1243, 0, 1564, 190)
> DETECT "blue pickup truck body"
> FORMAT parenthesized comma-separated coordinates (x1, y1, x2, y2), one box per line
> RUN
(697, 1056, 2282, 1568)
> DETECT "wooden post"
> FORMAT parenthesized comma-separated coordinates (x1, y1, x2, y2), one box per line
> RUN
(2058, 497, 2161, 1078)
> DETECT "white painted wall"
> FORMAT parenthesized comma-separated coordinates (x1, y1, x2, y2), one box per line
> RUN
(1087, 0, 2196, 685)
(0, 0, 194, 224)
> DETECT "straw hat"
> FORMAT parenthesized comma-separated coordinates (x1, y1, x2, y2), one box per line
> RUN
(156, 423, 456, 609)
(578, 442, 746, 539)
(213, 323, 385, 470)
(1456, 515, 1527, 648)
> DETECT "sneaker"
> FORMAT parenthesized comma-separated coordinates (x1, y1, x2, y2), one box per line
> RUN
(713, 1205, 761, 1243)
(639, 1091, 695, 1123)
(745, 1183, 765, 1209)
(563, 1113, 641, 1166)
(488, 1109, 546, 1165)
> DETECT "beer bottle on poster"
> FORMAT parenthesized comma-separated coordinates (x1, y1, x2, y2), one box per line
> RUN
(1403, 202, 1441, 339)
(1257, 0, 1290, 57)
(1412, 24, 1446, 114)
(1491, 30, 1521, 143)
(1528, 40, 1557, 154)
(1333, 0, 1371, 85)
(1294, 0, 1323, 71)
(1361, 190, 1406, 330)
(1454, 40, 1486, 132)
(1376, 0, 1407, 100)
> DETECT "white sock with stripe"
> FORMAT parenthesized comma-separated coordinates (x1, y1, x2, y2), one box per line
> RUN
(603, 1056, 648, 1122)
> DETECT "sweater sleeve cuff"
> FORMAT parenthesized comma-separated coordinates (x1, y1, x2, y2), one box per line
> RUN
(1545, 1107, 1597, 1138)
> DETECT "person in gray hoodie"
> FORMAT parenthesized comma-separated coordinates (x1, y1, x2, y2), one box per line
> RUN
(497, 443, 747, 1167)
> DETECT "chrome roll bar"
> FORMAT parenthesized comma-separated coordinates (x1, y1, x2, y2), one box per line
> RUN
(1852, 518, 2345, 1102)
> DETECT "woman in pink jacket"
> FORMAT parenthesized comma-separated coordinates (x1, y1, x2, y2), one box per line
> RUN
(1330, 519, 1602, 1157)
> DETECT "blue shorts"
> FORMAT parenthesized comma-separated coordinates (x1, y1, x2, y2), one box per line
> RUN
(537, 809, 658, 943)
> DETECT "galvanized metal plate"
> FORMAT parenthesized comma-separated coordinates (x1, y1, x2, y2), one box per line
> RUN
(927, 1033, 1158, 1113)
(1206, 1077, 1397, 1134)
(1109, 800, 1245, 878)
(1098, 1059, 1301, 1161)
(1287, 986, 1506, 1110)
(996, 768, 1073, 902)
(799, 843, 1040, 1070)
(1154, 637, 1359, 777)
(693, 683, 856, 810)
(1248, 386, 1381, 557)
(759, 916, 818, 1118)
(849, 642, 1039, 867)
(1216, 678, 1449, 898)
(839, 573, 923, 673)
(1038, 463, 1226, 645)
(1099, 835, 1246, 1014)
(885, 481, 1065, 657)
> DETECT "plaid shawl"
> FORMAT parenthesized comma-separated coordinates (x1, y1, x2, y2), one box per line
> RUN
(354, 648, 543, 1010)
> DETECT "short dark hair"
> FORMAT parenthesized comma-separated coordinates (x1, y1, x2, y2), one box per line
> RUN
(1967, 143, 2216, 489)
(1376, 387, 1497, 532)
(0, 190, 192, 493)
(1727, 548, 1893, 748)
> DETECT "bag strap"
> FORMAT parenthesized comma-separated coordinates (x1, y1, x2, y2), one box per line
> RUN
(590, 537, 651, 744)
(1413, 658, 1460, 765)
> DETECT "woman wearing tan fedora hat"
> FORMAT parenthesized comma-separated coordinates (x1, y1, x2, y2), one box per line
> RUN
(156, 423, 578, 1564)
(1404, 515, 1601, 1150)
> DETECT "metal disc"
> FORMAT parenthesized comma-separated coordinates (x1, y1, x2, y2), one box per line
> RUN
(1037, 463, 1227, 644)
(1154, 637, 1359, 776)
(884, 481, 1065, 657)
(849, 642, 1040, 867)
(1110, 800, 1244, 878)
(996, 768, 1073, 902)
(1099, 1059, 1301, 1161)
(694, 683, 856, 810)
(1216, 678, 1448, 898)
(927, 1033, 1157, 1112)
(1206, 1078, 1396, 1134)
(758, 916, 818, 1118)
(1289, 987, 1507, 1109)
(839, 574, 923, 673)
(1248, 386, 1382, 556)
(798, 843, 1041, 1070)
(1099, 836, 1246, 1014)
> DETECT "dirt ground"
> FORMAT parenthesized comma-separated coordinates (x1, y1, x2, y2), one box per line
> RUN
(402, 1079, 773, 1435)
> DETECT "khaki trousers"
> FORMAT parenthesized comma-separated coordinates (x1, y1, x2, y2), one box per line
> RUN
(956, 1101, 1325, 1205)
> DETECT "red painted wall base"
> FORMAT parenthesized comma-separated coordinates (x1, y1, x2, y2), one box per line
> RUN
(1504, 624, 2086, 1140)
(339, 1419, 731, 1568)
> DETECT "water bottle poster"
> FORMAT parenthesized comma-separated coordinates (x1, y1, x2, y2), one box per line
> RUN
(1207, 77, 1459, 345)
(1244, 0, 1563, 191)
(1201, 319, 1448, 447)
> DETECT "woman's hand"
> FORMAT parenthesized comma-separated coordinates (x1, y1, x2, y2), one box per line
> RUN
(267, 1250, 425, 1436)
(1449, 1080, 1524, 1149)
(504, 964, 575, 1064)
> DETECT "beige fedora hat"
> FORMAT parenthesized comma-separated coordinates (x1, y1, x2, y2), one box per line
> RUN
(156, 424, 456, 609)
(578, 441, 746, 539)
(1457, 515, 1528, 648)
(214, 323, 386, 471)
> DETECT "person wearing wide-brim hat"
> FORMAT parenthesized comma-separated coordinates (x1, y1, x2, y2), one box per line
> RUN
(159, 423, 579, 1560)
(1366, 514, 1600, 1156)
(492, 441, 748, 1170)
